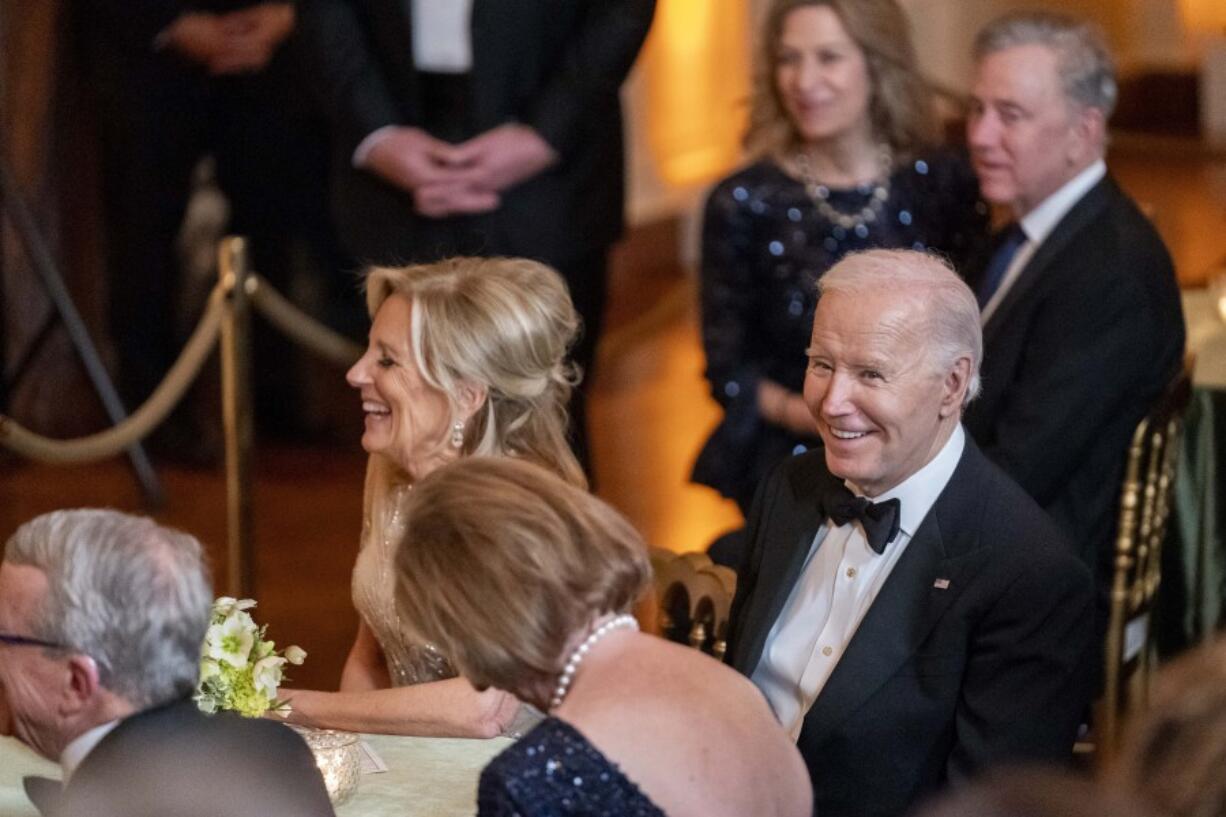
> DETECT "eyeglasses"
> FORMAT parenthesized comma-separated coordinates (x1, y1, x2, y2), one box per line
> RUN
(0, 632, 68, 650)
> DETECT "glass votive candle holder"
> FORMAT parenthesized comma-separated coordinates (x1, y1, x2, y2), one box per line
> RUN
(293, 726, 360, 806)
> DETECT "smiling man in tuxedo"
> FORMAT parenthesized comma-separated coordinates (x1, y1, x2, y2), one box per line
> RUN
(0, 509, 334, 817)
(963, 12, 1185, 605)
(725, 249, 1094, 817)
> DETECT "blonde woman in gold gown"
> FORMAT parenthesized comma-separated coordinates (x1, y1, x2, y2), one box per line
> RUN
(282, 256, 585, 737)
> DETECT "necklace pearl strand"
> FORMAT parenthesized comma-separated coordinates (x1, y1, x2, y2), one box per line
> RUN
(548, 614, 639, 710)
(794, 143, 894, 234)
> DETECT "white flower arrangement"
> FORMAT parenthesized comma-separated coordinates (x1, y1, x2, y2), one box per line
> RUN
(195, 597, 306, 718)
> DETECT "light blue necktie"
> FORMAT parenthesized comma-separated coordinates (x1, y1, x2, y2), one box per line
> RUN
(976, 223, 1027, 309)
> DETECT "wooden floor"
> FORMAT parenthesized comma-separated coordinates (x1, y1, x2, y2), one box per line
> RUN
(2, 143, 1223, 689)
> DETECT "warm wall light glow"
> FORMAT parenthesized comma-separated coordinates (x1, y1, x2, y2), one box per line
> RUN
(1181, 0, 1226, 34)
(641, 0, 751, 187)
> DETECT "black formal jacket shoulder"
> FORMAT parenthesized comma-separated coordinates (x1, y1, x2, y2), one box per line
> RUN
(43, 699, 334, 817)
(963, 176, 1185, 583)
(726, 438, 1095, 817)
(296, 0, 656, 267)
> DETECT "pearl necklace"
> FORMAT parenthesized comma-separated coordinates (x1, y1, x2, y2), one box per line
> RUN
(548, 614, 639, 710)
(794, 143, 893, 235)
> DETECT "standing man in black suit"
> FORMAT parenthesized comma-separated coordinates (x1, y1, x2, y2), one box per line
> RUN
(963, 12, 1186, 596)
(725, 249, 1094, 817)
(296, 0, 656, 471)
(0, 509, 334, 817)
(80, 0, 344, 448)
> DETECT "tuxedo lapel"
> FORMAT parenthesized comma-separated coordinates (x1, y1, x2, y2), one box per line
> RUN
(799, 443, 991, 746)
(732, 462, 834, 676)
(983, 177, 1114, 343)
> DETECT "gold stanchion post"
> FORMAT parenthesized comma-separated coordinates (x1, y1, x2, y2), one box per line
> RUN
(219, 237, 255, 598)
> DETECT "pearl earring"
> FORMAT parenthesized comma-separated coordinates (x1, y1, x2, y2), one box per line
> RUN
(450, 420, 465, 449)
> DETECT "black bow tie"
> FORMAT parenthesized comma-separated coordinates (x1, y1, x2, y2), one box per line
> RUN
(820, 486, 901, 554)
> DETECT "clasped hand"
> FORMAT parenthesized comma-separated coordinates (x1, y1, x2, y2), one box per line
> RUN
(160, 3, 295, 76)
(363, 124, 559, 218)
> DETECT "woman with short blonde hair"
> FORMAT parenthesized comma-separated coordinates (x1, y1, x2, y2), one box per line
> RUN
(282, 256, 583, 738)
(396, 457, 812, 817)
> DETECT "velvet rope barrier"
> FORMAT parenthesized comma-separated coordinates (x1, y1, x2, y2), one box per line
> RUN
(0, 285, 225, 464)
(246, 274, 363, 367)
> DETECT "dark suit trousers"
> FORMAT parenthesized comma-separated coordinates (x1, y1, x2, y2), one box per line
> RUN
(84, 35, 342, 425)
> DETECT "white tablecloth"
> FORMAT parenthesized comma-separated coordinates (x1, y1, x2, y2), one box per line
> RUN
(1185, 287, 1226, 389)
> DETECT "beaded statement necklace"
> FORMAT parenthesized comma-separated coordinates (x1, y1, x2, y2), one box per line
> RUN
(548, 614, 639, 710)
(794, 143, 894, 234)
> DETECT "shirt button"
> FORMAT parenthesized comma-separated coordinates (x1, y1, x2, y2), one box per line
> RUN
(822, 646, 833, 657)
(846, 567, 857, 579)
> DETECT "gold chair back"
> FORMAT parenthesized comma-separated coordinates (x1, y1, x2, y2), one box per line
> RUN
(1100, 370, 1192, 757)
(647, 548, 738, 661)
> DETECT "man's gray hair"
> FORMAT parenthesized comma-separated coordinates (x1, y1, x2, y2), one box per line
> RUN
(4, 509, 212, 709)
(818, 249, 983, 407)
(974, 12, 1117, 117)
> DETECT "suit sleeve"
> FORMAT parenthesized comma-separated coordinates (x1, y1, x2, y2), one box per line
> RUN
(524, 0, 656, 158)
(295, 0, 404, 154)
(78, 0, 189, 54)
(948, 553, 1095, 776)
(978, 242, 1174, 507)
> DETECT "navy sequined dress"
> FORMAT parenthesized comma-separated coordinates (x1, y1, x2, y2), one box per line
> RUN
(693, 151, 988, 511)
(477, 717, 666, 817)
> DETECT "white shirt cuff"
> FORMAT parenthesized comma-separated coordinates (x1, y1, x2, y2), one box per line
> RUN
(352, 126, 398, 169)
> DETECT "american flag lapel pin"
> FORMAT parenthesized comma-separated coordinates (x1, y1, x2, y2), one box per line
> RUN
(933, 578, 950, 590)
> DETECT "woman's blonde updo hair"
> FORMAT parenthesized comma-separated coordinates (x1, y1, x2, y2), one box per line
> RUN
(745, 0, 939, 160)
(364, 256, 585, 489)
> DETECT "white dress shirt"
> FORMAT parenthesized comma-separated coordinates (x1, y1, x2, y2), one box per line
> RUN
(751, 425, 966, 740)
(981, 159, 1107, 324)
(351, 0, 476, 167)
(60, 719, 119, 782)
(411, 0, 474, 73)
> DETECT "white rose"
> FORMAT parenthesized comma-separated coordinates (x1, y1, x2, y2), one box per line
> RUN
(205, 614, 255, 669)
(252, 655, 287, 698)
(284, 645, 307, 666)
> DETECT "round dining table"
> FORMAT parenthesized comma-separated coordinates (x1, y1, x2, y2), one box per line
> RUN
(0, 732, 509, 817)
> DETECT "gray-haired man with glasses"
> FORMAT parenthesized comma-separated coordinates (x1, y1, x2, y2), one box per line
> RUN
(0, 509, 334, 817)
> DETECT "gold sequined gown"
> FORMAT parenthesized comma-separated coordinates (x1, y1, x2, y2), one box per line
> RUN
(351, 484, 454, 685)
(350, 480, 542, 736)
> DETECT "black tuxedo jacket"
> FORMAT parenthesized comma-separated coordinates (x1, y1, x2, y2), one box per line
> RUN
(963, 176, 1185, 590)
(726, 438, 1095, 817)
(297, 0, 656, 267)
(29, 699, 335, 817)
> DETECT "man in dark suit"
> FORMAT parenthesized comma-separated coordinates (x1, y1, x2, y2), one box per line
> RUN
(295, 0, 656, 470)
(725, 249, 1094, 817)
(80, 0, 344, 448)
(963, 12, 1186, 596)
(0, 509, 334, 817)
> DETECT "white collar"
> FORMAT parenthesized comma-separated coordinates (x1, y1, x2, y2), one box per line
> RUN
(60, 719, 119, 782)
(1018, 159, 1107, 245)
(848, 424, 965, 538)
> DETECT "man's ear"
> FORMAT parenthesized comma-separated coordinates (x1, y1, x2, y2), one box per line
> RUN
(455, 380, 489, 424)
(1070, 104, 1105, 165)
(58, 654, 101, 718)
(939, 356, 972, 418)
